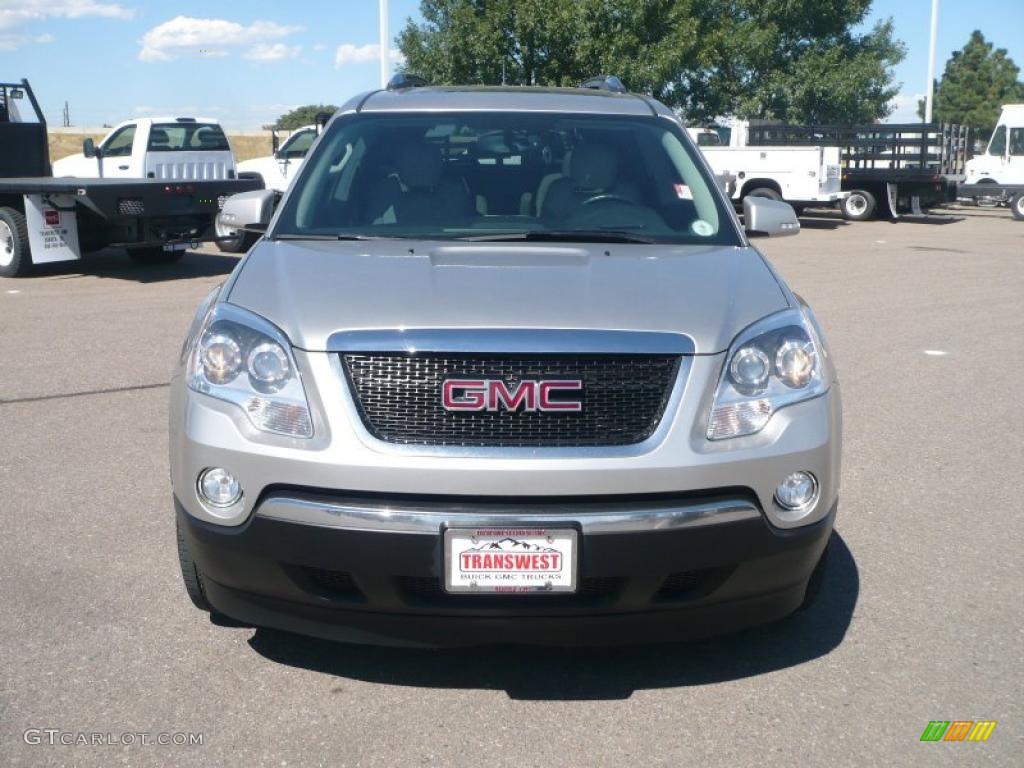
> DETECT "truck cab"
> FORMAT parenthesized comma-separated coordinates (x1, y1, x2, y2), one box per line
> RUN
(964, 104, 1024, 186)
(686, 127, 724, 147)
(51, 117, 236, 180)
(237, 124, 317, 192)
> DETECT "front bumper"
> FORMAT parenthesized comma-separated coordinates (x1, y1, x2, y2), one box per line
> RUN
(171, 341, 842, 644)
(178, 494, 835, 647)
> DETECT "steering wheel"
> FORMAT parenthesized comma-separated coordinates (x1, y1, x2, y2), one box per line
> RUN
(581, 193, 638, 207)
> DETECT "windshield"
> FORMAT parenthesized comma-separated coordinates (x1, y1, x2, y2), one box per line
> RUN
(274, 112, 740, 245)
(148, 123, 230, 152)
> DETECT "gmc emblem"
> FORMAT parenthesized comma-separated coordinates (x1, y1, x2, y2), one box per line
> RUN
(442, 379, 583, 412)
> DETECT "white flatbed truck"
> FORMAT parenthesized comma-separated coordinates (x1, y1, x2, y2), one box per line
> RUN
(0, 79, 262, 277)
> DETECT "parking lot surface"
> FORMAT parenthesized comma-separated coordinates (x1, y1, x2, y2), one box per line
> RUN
(1, 207, 1021, 767)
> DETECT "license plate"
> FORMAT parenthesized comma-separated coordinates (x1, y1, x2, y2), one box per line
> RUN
(162, 242, 190, 252)
(443, 527, 577, 593)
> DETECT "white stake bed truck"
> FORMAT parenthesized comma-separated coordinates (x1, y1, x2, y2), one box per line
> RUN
(0, 79, 263, 277)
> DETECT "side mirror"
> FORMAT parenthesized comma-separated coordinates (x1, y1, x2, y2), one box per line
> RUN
(83, 138, 98, 158)
(743, 196, 800, 237)
(219, 189, 277, 233)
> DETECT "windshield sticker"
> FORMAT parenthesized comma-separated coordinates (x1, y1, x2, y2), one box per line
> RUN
(691, 220, 714, 237)
(674, 183, 693, 200)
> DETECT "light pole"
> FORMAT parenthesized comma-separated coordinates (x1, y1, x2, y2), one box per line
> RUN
(924, 0, 939, 122)
(379, 0, 390, 88)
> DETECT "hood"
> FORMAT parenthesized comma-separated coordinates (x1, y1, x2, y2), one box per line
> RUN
(237, 157, 271, 172)
(226, 240, 790, 354)
(51, 153, 85, 172)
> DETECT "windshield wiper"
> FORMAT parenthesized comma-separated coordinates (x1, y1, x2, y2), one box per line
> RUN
(272, 233, 389, 241)
(457, 229, 656, 244)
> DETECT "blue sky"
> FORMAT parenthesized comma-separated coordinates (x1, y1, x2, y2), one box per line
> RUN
(1, 0, 1021, 130)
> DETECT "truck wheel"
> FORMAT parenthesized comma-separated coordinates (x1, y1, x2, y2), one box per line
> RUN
(744, 186, 782, 202)
(176, 517, 212, 612)
(1011, 191, 1024, 221)
(840, 190, 876, 221)
(0, 206, 32, 278)
(214, 214, 257, 254)
(127, 246, 184, 265)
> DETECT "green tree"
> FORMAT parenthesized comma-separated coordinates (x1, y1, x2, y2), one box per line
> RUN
(398, 0, 905, 124)
(274, 104, 339, 131)
(929, 31, 1024, 141)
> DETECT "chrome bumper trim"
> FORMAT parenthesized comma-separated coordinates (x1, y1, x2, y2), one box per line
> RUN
(255, 493, 760, 535)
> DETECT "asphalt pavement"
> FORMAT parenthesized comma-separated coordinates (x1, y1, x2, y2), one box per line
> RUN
(1, 206, 1021, 767)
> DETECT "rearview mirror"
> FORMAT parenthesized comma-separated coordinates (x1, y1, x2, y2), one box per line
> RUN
(219, 189, 277, 233)
(83, 138, 98, 158)
(743, 196, 800, 237)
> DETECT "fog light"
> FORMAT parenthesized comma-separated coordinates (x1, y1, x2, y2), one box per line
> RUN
(198, 467, 242, 507)
(774, 471, 817, 511)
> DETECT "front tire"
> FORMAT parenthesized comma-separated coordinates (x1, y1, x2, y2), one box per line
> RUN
(214, 213, 257, 254)
(0, 206, 32, 278)
(797, 535, 832, 612)
(840, 189, 876, 221)
(176, 517, 212, 612)
(1011, 191, 1024, 221)
(744, 186, 783, 202)
(127, 246, 184, 265)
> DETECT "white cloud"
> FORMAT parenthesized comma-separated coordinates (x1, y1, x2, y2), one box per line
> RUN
(0, 0, 131, 50)
(334, 43, 404, 69)
(245, 42, 300, 61)
(0, 0, 132, 29)
(138, 16, 302, 62)
(888, 92, 925, 122)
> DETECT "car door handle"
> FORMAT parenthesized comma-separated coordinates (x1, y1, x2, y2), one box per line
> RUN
(118, 165, 129, 170)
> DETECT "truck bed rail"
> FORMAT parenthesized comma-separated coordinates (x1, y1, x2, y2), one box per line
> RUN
(747, 122, 969, 179)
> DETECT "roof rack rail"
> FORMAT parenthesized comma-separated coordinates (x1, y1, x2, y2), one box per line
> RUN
(580, 75, 627, 93)
(387, 73, 429, 91)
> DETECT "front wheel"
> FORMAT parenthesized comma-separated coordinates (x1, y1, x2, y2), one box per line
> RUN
(840, 189, 876, 221)
(127, 246, 184, 265)
(744, 186, 783, 202)
(0, 206, 32, 278)
(214, 213, 258, 254)
(1011, 191, 1024, 221)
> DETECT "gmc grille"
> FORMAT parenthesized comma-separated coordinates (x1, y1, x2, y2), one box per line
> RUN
(342, 353, 680, 447)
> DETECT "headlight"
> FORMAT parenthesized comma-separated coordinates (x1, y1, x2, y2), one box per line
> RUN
(187, 302, 313, 438)
(707, 307, 829, 440)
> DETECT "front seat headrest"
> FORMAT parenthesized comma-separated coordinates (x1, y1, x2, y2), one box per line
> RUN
(395, 143, 443, 189)
(569, 144, 618, 190)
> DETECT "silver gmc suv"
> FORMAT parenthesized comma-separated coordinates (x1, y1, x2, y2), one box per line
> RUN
(170, 77, 842, 646)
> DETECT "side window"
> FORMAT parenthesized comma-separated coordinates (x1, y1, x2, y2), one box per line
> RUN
(987, 125, 1006, 157)
(102, 125, 136, 158)
(280, 130, 316, 159)
(1009, 127, 1024, 157)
